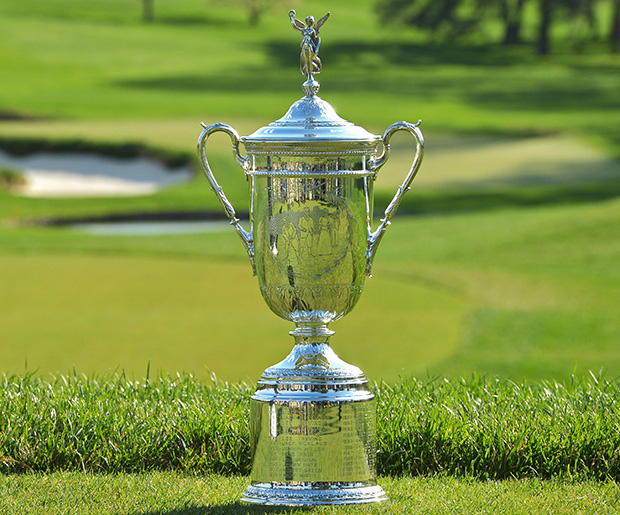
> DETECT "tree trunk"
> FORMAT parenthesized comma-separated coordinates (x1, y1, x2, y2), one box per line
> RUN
(248, 0, 261, 25)
(503, 20, 522, 44)
(501, 0, 526, 45)
(537, 0, 553, 55)
(143, 0, 154, 23)
(249, 8, 260, 25)
(612, 0, 620, 53)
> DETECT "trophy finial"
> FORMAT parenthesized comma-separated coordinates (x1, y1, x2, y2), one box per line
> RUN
(289, 9, 330, 97)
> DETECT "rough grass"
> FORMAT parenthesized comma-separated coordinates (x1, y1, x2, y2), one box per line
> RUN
(377, 374, 620, 479)
(0, 167, 25, 189)
(0, 372, 251, 475)
(2, 373, 620, 482)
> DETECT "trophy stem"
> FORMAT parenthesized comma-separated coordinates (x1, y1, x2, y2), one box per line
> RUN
(302, 78, 320, 97)
(290, 323, 334, 341)
(289, 323, 334, 369)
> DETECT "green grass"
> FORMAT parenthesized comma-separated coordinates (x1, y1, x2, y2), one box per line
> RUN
(2, 472, 619, 514)
(0, 166, 25, 189)
(0, 249, 465, 384)
(0, 0, 618, 385)
(2, 195, 619, 382)
(2, 373, 620, 482)
(1, 2, 620, 508)
(1, 0, 620, 151)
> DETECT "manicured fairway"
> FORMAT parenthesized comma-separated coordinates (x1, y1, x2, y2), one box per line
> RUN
(1, 472, 618, 514)
(0, 248, 465, 383)
(2, 195, 619, 381)
(0, 0, 618, 383)
(0, 0, 618, 384)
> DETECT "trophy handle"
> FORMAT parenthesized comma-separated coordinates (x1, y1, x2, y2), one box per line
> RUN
(197, 122, 256, 275)
(365, 120, 424, 277)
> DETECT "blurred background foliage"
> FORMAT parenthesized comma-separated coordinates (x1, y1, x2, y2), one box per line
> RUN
(376, 0, 620, 54)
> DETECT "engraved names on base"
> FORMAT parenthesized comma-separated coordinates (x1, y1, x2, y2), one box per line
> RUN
(250, 397, 376, 484)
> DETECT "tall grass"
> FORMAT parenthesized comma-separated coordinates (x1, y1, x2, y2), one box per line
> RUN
(377, 374, 620, 479)
(2, 372, 619, 480)
(0, 372, 251, 475)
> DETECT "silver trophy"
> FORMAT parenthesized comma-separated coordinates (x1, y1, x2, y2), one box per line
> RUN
(197, 10, 424, 506)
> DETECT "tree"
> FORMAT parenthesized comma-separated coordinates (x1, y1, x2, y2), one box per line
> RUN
(377, 0, 526, 45)
(500, 0, 528, 44)
(568, 0, 601, 50)
(476, 0, 528, 45)
(246, 0, 263, 25)
(142, 0, 154, 23)
(214, 0, 295, 26)
(612, 0, 620, 52)
(536, 0, 588, 55)
(537, 0, 554, 54)
(376, 0, 482, 41)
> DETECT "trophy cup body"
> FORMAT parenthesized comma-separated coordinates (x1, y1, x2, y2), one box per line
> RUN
(197, 10, 424, 506)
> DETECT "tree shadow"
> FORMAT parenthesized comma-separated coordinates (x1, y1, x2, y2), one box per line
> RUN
(116, 38, 536, 95)
(115, 73, 299, 95)
(115, 38, 620, 115)
(266, 39, 538, 69)
(156, 15, 238, 28)
(386, 178, 620, 216)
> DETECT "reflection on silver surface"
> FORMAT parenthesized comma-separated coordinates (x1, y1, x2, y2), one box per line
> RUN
(197, 9, 424, 506)
(250, 386, 376, 483)
(253, 173, 369, 325)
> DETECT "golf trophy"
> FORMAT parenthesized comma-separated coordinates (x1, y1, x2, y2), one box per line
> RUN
(198, 10, 424, 505)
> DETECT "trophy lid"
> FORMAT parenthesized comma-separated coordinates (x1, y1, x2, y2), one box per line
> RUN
(241, 10, 380, 149)
(242, 95, 380, 144)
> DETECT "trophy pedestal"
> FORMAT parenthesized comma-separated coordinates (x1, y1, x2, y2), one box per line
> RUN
(243, 483, 387, 506)
(242, 336, 387, 506)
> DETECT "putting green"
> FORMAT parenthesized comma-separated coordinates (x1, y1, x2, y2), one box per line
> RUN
(0, 253, 467, 382)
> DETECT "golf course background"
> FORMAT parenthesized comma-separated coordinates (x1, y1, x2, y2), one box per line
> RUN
(1, 0, 619, 385)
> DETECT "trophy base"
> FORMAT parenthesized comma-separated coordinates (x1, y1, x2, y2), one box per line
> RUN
(242, 482, 387, 506)
(245, 334, 387, 506)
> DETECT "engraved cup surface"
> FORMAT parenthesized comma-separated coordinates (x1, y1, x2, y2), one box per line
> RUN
(250, 385, 377, 483)
(251, 155, 372, 325)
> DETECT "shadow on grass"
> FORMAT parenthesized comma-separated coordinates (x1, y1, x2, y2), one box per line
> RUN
(116, 67, 620, 115)
(0, 136, 191, 168)
(390, 179, 620, 215)
(120, 41, 540, 96)
(116, 38, 620, 115)
(135, 502, 307, 514)
(266, 40, 539, 69)
(156, 15, 239, 28)
(17, 178, 620, 228)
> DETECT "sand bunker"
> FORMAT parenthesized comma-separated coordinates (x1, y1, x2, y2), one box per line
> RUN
(1, 134, 618, 198)
(0, 150, 193, 197)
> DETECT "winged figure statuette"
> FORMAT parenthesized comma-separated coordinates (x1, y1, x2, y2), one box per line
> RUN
(289, 10, 330, 83)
